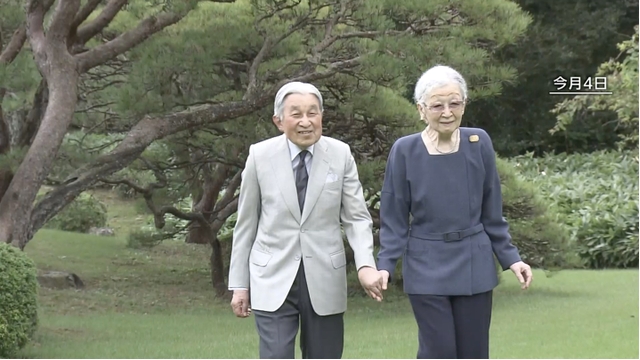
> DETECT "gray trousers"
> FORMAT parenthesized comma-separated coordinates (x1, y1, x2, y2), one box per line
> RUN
(408, 290, 493, 359)
(253, 262, 344, 359)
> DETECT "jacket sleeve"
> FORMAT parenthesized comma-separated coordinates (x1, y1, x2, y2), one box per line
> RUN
(228, 145, 261, 289)
(376, 140, 411, 280)
(339, 145, 377, 270)
(479, 131, 522, 270)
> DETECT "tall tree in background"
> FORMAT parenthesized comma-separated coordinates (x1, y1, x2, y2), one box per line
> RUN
(0, 0, 205, 247)
(551, 25, 639, 149)
(461, 0, 638, 156)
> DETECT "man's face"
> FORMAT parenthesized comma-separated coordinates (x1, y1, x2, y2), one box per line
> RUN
(272, 93, 323, 149)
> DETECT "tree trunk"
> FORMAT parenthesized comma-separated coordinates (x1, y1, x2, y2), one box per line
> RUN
(185, 174, 216, 244)
(0, 79, 50, 208)
(0, 0, 82, 247)
(0, 91, 13, 206)
(185, 178, 207, 244)
(206, 171, 242, 297)
(210, 232, 229, 298)
(186, 162, 228, 244)
(0, 64, 79, 247)
(186, 223, 210, 244)
(15, 80, 49, 148)
(0, 171, 13, 204)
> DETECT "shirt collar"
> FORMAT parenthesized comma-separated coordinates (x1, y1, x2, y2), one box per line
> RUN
(287, 139, 315, 161)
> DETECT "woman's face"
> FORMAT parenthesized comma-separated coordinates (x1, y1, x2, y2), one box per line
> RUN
(418, 83, 465, 136)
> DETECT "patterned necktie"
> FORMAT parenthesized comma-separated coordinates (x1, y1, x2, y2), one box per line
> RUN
(295, 150, 309, 212)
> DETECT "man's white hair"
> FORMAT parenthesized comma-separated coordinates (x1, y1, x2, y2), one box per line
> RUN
(273, 81, 324, 120)
(414, 65, 468, 105)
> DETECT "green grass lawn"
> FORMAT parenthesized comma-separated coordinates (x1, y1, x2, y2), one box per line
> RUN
(16, 228, 639, 359)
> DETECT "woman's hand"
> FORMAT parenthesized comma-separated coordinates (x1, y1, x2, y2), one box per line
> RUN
(509, 261, 533, 289)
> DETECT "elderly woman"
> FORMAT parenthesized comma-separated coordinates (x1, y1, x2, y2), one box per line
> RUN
(376, 65, 533, 359)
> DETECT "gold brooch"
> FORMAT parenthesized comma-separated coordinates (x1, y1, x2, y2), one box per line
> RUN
(469, 135, 479, 143)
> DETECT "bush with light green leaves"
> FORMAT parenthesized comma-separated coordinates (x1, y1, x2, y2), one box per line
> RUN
(496, 157, 575, 270)
(511, 150, 638, 268)
(0, 243, 38, 357)
(43, 192, 108, 233)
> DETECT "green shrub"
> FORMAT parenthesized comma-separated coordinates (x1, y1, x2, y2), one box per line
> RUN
(511, 150, 638, 268)
(0, 243, 38, 357)
(134, 198, 151, 214)
(126, 229, 164, 249)
(496, 157, 575, 270)
(44, 192, 108, 233)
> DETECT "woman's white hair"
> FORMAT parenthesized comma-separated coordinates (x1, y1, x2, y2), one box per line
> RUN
(414, 65, 468, 105)
(273, 81, 324, 120)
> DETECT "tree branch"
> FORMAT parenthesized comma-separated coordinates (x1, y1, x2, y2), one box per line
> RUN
(255, 0, 303, 24)
(203, 163, 231, 214)
(312, 0, 349, 58)
(74, 0, 128, 45)
(244, 7, 313, 99)
(47, 0, 81, 41)
(71, 0, 104, 33)
(244, 38, 272, 100)
(263, 57, 307, 81)
(99, 177, 208, 228)
(71, 0, 102, 31)
(100, 178, 149, 193)
(76, 12, 185, 72)
(0, 26, 27, 64)
(154, 205, 207, 227)
(25, 0, 48, 59)
(0, 89, 9, 154)
(211, 198, 238, 230)
(213, 168, 242, 214)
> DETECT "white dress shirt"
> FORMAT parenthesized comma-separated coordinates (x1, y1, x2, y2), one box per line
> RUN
(288, 139, 314, 175)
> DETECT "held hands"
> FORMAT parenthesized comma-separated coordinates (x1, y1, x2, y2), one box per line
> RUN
(357, 266, 384, 302)
(509, 261, 533, 289)
(230, 289, 252, 318)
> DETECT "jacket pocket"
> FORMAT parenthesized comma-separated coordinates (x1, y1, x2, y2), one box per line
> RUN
(405, 236, 429, 257)
(324, 180, 342, 190)
(250, 249, 272, 267)
(330, 250, 347, 269)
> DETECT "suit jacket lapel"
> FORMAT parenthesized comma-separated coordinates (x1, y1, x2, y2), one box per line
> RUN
(301, 137, 330, 225)
(270, 135, 301, 222)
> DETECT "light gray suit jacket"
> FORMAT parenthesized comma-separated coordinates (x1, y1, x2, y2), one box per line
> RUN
(228, 134, 376, 316)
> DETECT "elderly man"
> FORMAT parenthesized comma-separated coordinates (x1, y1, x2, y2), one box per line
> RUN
(228, 81, 383, 359)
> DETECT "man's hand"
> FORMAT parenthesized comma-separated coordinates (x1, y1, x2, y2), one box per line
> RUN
(509, 261, 533, 290)
(358, 266, 384, 302)
(230, 289, 252, 318)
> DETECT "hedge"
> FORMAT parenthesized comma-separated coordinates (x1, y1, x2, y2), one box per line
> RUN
(0, 243, 39, 357)
(511, 149, 638, 268)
